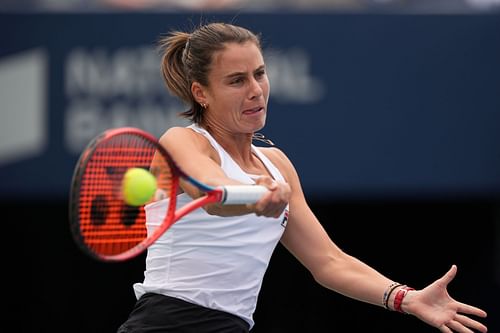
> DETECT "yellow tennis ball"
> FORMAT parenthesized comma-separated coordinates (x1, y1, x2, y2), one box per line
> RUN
(122, 167, 157, 206)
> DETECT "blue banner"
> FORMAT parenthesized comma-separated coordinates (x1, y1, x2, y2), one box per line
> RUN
(1, 13, 499, 200)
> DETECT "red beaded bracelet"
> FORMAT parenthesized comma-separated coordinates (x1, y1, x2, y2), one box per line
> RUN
(393, 286, 415, 313)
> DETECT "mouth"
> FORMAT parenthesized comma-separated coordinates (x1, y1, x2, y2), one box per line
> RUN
(242, 106, 265, 115)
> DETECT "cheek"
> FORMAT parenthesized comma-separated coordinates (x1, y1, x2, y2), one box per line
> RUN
(211, 89, 230, 106)
(262, 78, 270, 97)
(263, 86, 270, 102)
(219, 92, 238, 108)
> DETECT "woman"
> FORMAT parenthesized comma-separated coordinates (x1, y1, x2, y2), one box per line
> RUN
(118, 22, 488, 333)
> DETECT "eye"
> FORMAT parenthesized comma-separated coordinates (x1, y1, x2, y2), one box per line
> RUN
(231, 77, 243, 84)
(255, 69, 266, 80)
(230, 76, 244, 85)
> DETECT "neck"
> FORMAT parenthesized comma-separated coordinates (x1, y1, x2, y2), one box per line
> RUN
(198, 123, 255, 165)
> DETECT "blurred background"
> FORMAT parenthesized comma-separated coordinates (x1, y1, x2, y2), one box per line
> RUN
(1, 1, 499, 332)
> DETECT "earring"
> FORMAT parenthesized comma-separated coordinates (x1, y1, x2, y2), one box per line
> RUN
(201, 103, 207, 109)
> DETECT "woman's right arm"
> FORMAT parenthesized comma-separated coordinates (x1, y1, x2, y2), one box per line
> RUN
(158, 127, 289, 217)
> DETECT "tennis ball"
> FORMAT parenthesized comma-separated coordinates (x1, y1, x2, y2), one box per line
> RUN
(122, 167, 157, 206)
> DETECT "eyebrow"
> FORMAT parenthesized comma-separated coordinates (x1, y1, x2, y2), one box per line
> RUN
(224, 65, 266, 80)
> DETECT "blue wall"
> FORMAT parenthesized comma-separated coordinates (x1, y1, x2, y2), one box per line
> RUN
(1, 13, 499, 200)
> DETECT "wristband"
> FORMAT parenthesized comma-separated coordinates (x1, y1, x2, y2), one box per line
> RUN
(393, 286, 415, 313)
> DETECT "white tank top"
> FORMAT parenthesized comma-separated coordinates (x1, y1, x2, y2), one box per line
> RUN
(133, 124, 288, 329)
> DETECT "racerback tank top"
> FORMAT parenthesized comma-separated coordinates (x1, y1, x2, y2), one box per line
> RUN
(133, 124, 288, 329)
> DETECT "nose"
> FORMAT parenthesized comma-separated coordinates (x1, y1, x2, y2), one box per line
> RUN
(248, 77, 263, 100)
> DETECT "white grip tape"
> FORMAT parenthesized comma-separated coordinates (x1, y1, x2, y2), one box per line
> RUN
(222, 185, 268, 205)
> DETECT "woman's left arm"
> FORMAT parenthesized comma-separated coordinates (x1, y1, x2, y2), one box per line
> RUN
(270, 148, 488, 332)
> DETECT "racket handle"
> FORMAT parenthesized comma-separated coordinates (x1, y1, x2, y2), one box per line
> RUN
(222, 185, 268, 204)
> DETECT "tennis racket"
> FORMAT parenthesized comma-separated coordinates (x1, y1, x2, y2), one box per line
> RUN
(69, 127, 267, 262)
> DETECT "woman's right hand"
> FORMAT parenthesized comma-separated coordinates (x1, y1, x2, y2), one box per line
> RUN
(252, 176, 291, 218)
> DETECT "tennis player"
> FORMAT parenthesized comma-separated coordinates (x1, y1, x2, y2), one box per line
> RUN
(117, 22, 488, 333)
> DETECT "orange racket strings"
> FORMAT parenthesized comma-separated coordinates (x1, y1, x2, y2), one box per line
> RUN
(77, 133, 173, 257)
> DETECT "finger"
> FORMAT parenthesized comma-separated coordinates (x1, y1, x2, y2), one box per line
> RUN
(255, 176, 277, 190)
(455, 314, 488, 333)
(264, 201, 286, 218)
(446, 319, 474, 333)
(439, 324, 453, 333)
(440, 265, 458, 286)
(272, 205, 287, 218)
(457, 302, 488, 318)
(265, 199, 287, 217)
(252, 188, 273, 209)
(252, 199, 278, 217)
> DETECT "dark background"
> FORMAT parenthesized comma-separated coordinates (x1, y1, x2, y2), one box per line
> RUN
(5, 198, 497, 332)
(1, 12, 498, 332)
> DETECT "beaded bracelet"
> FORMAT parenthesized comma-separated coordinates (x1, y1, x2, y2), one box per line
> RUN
(382, 282, 403, 310)
(393, 286, 415, 313)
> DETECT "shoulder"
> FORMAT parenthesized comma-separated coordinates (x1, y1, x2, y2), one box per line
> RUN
(160, 126, 194, 141)
(257, 146, 287, 162)
(159, 126, 219, 161)
(159, 126, 205, 147)
(257, 146, 297, 180)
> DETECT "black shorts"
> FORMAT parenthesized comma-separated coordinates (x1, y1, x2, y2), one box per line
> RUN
(117, 293, 250, 333)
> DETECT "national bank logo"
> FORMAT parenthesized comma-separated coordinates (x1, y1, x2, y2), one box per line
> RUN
(0, 49, 48, 166)
(63, 46, 188, 153)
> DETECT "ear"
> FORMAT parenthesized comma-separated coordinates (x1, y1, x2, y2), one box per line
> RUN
(191, 81, 207, 105)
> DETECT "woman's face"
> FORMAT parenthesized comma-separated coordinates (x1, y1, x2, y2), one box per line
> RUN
(201, 41, 270, 136)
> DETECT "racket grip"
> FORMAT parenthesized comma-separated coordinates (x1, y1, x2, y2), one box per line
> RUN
(222, 185, 268, 204)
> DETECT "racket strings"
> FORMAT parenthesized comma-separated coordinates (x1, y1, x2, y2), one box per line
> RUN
(78, 133, 174, 256)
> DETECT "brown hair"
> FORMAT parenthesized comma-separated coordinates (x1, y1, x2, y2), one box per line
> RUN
(158, 22, 262, 124)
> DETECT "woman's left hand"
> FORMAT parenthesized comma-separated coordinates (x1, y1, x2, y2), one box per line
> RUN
(403, 265, 488, 332)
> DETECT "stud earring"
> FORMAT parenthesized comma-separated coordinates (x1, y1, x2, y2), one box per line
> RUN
(201, 103, 207, 109)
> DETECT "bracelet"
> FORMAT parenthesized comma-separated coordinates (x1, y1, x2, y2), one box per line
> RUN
(382, 282, 403, 310)
(393, 286, 415, 313)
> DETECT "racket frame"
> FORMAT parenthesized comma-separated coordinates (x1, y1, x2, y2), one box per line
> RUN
(69, 127, 265, 262)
